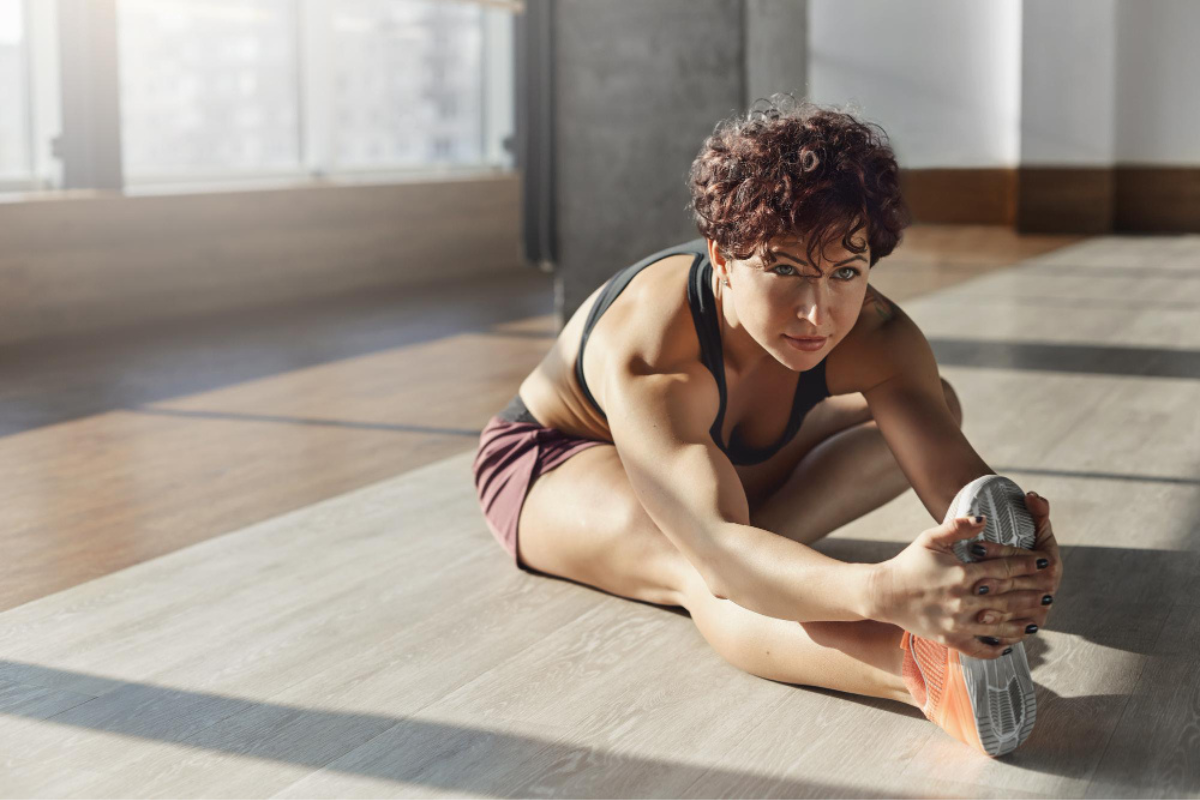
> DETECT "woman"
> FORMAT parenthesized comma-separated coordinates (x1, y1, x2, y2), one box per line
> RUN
(473, 98, 1063, 757)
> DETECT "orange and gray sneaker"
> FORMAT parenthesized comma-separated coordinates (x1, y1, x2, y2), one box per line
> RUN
(900, 629, 1037, 756)
(899, 474, 1040, 756)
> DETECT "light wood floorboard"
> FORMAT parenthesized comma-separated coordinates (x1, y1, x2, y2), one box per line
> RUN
(6, 226, 1200, 797)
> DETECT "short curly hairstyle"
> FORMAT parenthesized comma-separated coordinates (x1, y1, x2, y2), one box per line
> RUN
(688, 95, 911, 270)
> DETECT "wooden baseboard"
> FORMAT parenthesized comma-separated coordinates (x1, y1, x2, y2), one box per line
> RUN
(899, 168, 1018, 227)
(900, 166, 1200, 234)
(1113, 167, 1200, 232)
(0, 173, 524, 345)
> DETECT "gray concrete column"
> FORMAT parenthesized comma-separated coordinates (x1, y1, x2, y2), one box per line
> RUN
(551, 0, 808, 326)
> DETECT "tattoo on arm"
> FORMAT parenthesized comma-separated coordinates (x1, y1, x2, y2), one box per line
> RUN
(865, 287, 896, 322)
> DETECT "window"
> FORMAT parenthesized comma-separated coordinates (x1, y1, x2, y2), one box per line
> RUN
(0, 0, 516, 194)
(117, 0, 303, 181)
(327, 0, 484, 170)
(0, 0, 29, 182)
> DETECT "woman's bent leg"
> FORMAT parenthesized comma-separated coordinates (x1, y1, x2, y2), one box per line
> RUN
(750, 377, 964, 545)
(751, 418, 912, 545)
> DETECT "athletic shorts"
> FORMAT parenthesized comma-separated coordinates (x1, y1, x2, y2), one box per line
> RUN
(472, 393, 608, 573)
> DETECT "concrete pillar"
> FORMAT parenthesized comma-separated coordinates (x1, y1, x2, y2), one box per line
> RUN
(551, 0, 809, 326)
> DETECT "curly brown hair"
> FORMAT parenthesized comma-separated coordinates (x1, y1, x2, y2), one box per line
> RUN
(688, 95, 911, 269)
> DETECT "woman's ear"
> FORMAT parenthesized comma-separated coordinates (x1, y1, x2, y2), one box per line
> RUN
(705, 238, 729, 279)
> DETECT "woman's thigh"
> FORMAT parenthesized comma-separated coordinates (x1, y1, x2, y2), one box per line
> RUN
(516, 443, 697, 609)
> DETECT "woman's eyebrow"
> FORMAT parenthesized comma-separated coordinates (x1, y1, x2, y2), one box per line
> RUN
(772, 251, 868, 269)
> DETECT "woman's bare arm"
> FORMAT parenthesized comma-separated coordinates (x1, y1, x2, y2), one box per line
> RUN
(855, 303, 995, 520)
(604, 358, 880, 623)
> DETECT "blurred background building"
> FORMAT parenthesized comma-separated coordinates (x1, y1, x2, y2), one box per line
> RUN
(1, 0, 1197, 343)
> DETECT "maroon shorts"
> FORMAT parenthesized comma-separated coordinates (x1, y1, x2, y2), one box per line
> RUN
(472, 394, 608, 573)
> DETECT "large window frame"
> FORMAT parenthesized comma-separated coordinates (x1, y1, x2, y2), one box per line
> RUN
(0, 0, 62, 192)
(2, 0, 518, 196)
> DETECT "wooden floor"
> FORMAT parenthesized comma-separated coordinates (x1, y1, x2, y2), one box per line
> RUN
(4, 224, 1198, 797)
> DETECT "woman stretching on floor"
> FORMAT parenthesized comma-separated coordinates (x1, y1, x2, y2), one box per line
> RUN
(472, 98, 1063, 757)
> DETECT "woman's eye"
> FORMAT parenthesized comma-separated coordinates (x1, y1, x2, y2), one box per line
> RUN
(773, 264, 859, 280)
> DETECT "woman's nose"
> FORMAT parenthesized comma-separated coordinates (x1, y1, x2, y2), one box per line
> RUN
(797, 284, 825, 326)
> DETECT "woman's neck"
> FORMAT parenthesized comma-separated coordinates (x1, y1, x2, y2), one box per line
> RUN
(711, 269, 772, 380)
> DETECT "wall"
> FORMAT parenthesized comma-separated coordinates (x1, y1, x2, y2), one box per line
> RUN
(746, 0, 810, 106)
(807, 0, 1022, 168)
(552, 0, 812, 323)
(1115, 0, 1200, 165)
(1020, 0, 1118, 166)
(552, 0, 746, 323)
(0, 173, 523, 345)
(808, 0, 1200, 233)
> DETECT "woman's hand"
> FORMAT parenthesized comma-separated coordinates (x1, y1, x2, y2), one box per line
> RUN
(968, 491, 1062, 631)
(869, 514, 1050, 658)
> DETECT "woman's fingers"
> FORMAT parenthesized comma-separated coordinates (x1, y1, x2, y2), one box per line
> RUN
(968, 540, 1038, 560)
(956, 635, 1012, 659)
(1024, 491, 1052, 536)
(967, 589, 1045, 616)
(976, 573, 1056, 596)
(966, 553, 1049, 587)
(1021, 491, 1062, 627)
(968, 617, 1041, 642)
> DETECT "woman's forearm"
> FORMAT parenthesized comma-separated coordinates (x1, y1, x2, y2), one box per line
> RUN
(706, 521, 880, 623)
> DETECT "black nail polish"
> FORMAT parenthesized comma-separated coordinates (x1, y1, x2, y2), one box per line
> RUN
(1002, 647, 1013, 655)
(1042, 595, 1053, 605)
(973, 515, 984, 523)
(1037, 558, 1049, 569)
(1025, 624, 1038, 634)
(980, 636, 1000, 645)
(977, 585, 990, 595)
(971, 544, 987, 558)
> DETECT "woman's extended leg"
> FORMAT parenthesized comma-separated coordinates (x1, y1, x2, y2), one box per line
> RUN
(515, 377, 961, 708)
(673, 565, 916, 705)
(518, 447, 916, 708)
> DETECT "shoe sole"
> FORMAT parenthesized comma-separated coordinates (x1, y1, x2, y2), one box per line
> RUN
(943, 474, 1039, 756)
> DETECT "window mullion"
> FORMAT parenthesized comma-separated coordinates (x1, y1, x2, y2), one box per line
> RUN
(56, 0, 123, 191)
(299, 0, 333, 178)
(26, 0, 61, 188)
(482, 5, 514, 169)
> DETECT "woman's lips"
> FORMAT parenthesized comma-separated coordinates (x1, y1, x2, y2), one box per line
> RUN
(783, 334, 827, 352)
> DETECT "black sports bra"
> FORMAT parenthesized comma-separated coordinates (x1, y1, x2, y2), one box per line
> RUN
(575, 238, 831, 466)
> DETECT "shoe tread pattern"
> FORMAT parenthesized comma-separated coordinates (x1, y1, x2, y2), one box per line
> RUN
(943, 475, 1039, 756)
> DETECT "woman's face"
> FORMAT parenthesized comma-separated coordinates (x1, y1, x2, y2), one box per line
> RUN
(712, 231, 871, 371)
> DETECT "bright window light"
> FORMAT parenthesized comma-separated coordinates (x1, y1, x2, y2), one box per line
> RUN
(328, 0, 484, 170)
(0, 0, 29, 180)
(116, 0, 303, 180)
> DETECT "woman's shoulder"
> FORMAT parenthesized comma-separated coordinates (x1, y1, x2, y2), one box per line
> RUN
(825, 284, 925, 396)
(594, 252, 705, 369)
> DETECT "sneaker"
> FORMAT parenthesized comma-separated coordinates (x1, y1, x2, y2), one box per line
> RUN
(900, 629, 1037, 756)
(900, 475, 1039, 756)
(946, 474, 1038, 561)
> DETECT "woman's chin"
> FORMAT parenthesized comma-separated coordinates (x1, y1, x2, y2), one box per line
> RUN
(777, 345, 823, 370)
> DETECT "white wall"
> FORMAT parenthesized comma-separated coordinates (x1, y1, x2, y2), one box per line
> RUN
(807, 0, 1022, 167)
(1115, 0, 1200, 165)
(808, 0, 1200, 169)
(1020, 0, 1117, 166)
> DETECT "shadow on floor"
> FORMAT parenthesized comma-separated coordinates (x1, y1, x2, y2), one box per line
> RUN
(0, 271, 555, 438)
